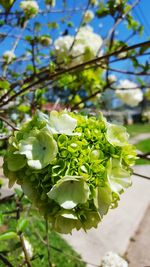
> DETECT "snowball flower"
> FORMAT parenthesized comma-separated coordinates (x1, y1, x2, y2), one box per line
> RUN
(108, 74, 117, 83)
(83, 10, 94, 23)
(40, 36, 52, 47)
(3, 50, 15, 64)
(54, 26, 103, 66)
(3, 111, 136, 234)
(20, 0, 39, 18)
(101, 251, 128, 267)
(21, 238, 33, 259)
(116, 79, 143, 107)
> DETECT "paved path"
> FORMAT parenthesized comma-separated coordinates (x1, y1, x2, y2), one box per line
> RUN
(63, 165, 150, 267)
(130, 133, 150, 144)
(125, 204, 150, 267)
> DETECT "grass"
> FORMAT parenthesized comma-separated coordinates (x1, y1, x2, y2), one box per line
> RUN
(136, 138, 150, 153)
(125, 123, 150, 165)
(135, 138, 150, 165)
(0, 194, 85, 267)
(126, 123, 150, 138)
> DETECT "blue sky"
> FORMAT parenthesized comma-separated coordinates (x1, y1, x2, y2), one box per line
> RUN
(0, 0, 150, 79)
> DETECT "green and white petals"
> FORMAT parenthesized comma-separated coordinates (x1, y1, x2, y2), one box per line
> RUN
(47, 175, 90, 209)
(94, 186, 112, 217)
(5, 146, 26, 172)
(106, 123, 129, 147)
(52, 212, 81, 234)
(81, 211, 100, 230)
(49, 110, 78, 135)
(107, 158, 131, 194)
(19, 129, 58, 169)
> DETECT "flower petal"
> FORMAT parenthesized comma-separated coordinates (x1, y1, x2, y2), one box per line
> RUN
(49, 110, 77, 135)
(47, 175, 90, 209)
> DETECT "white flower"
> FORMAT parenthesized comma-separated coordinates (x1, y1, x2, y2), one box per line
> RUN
(115, 79, 143, 107)
(115, 0, 123, 5)
(108, 74, 117, 83)
(54, 26, 103, 67)
(20, 1, 39, 18)
(48, 110, 78, 135)
(40, 36, 52, 47)
(143, 110, 150, 122)
(83, 10, 94, 23)
(90, 0, 98, 5)
(21, 238, 33, 259)
(3, 50, 15, 64)
(117, 51, 127, 59)
(101, 251, 128, 267)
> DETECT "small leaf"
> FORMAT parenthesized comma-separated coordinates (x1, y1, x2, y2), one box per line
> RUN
(0, 231, 18, 241)
(17, 218, 28, 233)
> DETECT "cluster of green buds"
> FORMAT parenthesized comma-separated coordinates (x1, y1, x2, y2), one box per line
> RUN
(3, 111, 136, 234)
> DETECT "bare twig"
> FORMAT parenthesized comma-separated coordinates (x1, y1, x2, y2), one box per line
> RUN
(0, 115, 18, 131)
(133, 172, 150, 180)
(0, 39, 150, 108)
(19, 233, 32, 267)
(45, 217, 52, 267)
(0, 253, 14, 267)
(98, 0, 141, 54)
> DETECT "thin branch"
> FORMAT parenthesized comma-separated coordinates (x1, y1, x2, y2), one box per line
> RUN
(98, 0, 140, 53)
(69, 0, 90, 51)
(0, 115, 18, 131)
(0, 253, 14, 267)
(137, 153, 150, 160)
(45, 217, 52, 267)
(19, 234, 32, 267)
(101, 65, 150, 76)
(133, 172, 150, 180)
(0, 133, 11, 140)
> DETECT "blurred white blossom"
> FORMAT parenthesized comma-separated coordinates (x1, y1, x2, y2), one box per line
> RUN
(3, 50, 15, 64)
(90, 0, 98, 5)
(101, 251, 128, 267)
(116, 79, 143, 107)
(40, 36, 52, 47)
(108, 74, 117, 83)
(54, 26, 103, 67)
(21, 238, 33, 259)
(20, 1, 39, 18)
(83, 10, 94, 23)
(143, 110, 150, 122)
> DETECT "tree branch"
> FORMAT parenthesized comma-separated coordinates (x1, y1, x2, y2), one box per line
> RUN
(0, 40, 150, 108)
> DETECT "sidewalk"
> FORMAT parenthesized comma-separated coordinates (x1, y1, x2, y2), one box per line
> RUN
(63, 165, 150, 267)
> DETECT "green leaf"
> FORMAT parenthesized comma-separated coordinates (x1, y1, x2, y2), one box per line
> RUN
(0, 231, 18, 241)
(17, 218, 28, 233)
(0, 80, 10, 90)
(7, 148, 26, 172)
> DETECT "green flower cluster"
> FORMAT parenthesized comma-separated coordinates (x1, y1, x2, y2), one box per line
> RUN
(3, 111, 136, 234)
